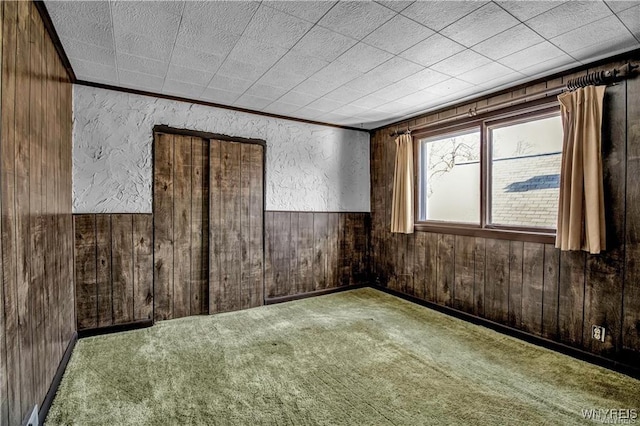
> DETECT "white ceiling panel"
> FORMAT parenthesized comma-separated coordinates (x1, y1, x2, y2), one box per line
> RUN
(363, 14, 434, 54)
(401, 1, 487, 31)
(46, 0, 640, 129)
(440, 3, 519, 47)
(399, 34, 466, 68)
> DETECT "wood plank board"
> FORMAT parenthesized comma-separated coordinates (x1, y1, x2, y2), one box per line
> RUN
(95, 214, 112, 328)
(508, 241, 524, 328)
(209, 139, 222, 313)
(73, 215, 97, 330)
(521, 242, 544, 335)
(111, 214, 134, 324)
(172, 135, 192, 318)
(247, 144, 263, 308)
(190, 137, 208, 315)
(133, 215, 153, 321)
(454, 235, 474, 313)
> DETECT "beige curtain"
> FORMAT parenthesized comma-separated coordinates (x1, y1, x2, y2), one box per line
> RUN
(556, 85, 606, 254)
(391, 134, 414, 234)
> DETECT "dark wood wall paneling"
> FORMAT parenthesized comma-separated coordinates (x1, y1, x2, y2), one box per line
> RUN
(74, 214, 153, 330)
(264, 212, 370, 300)
(0, 2, 74, 424)
(370, 59, 640, 364)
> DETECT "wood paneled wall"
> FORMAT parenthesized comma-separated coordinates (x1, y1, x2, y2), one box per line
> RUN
(265, 212, 370, 300)
(0, 2, 74, 424)
(74, 214, 153, 330)
(153, 133, 210, 321)
(370, 59, 640, 364)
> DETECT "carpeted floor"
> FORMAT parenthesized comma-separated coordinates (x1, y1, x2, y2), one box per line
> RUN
(47, 288, 640, 425)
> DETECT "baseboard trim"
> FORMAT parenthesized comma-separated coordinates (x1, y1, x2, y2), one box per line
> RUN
(77, 319, 154, 339)
(265, 284, 366, 305)
(38, 331, 78, 425)
(374, 285, 640, 380)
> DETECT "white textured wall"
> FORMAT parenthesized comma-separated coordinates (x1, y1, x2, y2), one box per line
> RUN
(73, 85, 370, 213)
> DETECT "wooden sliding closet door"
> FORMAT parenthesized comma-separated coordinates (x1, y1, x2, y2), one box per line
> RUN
(153, 133, 209, 321)
(210, 140, 264, 313)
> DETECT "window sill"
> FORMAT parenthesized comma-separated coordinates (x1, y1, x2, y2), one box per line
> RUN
(413, 223, 556, 244)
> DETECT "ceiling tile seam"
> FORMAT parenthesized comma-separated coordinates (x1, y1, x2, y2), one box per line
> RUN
(255, 1, 361, 112)
(400, 0, 486, 33)
(604, 2, 640, 45)
(199, 1, 264, 97)
(160, 1, 187, 93)
(493, 1, 580, 65)
(231, 3, 340, 109)
(109, 0, 119, 84)
(262, 1, 338, 25)
(374, 0, 413, 14)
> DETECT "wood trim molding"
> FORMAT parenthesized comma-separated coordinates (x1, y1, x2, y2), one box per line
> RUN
(38, 332, 78, 425)
(413, 223, 555, 244)
(264, 284, 367, 305)
(153, 125, 267, 146)
(77, 319, 154, 339)
(77, 80, 368, 133)
(33, 1, 76, 82)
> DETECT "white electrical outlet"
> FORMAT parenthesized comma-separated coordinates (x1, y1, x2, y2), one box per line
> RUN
(592, 325, 606, 342)
(25, 404, 38, 426)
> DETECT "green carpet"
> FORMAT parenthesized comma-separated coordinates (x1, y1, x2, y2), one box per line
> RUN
(47, 288, 640, 425)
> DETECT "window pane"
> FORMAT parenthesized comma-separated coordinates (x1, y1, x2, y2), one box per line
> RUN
(418, 130, 480, 224)
(490, 115, 563, 228)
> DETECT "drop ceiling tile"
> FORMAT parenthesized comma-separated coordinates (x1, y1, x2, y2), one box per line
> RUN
(293, 77, 343, 98)
(70, 58, 118, 83)
(476, 72, 526, 90)
(393, 88, 431, 106)
(266, 1, 336, 23)
(606, 1, 639, 13)
(181, 1, 260, 37)
(117, 53, 167, 78)
(166, 64, 214, 87)
(495, 1, 564, 21)
(618, 5, 640, 38)
(162, 80, 206, 98)
(324, 87, 368, 103)
(174, 27, 241, 57)
(216, 60, 271, 81)
(335, 42, 394, 73)
(115, 31, 174, 62)
(200, 87, 240, 106)
(46, 1, 111, 26)
(570, 37, 639, 62)
(401, 1, 487, 31)
(517, 55, 578, 77)
(376, 1, 415, 13)
(111, 1, 182, 44)
(367, 56, 425, 84)
(424, 78, 475, 96)
(170, 45, 225, 73)
(226, 37, 289, 68)
(440, 3, 519, 47)
(399, 34, 465, 67)
(525, 1, 612, 39)
(277, 90, 317, 107)
(207, 74, 254, 93)
(61, 38, 115, 67)
(243, 5, 313, 49)
(472, 24, 545, 60)
(306, 97, 348, 112)
(333, 103, 370, 116)
(430, 49, 492, 77)
(234, 94, 273, 110)
(292, 26, 358, 62)
(458, 62, 517, 85)
(54, 18, 114, 50)
(294, 106, 326, 120)
(498, 41, 571, 71)
(271, 51, 330, 79)
(313, 61, 363, 86)
(118, 69, 165, 92)
(373, 68, 449, 101)
(351, 94, 389, 109)
(343, 73, 393, 93)
(550, 15, 635, 54)
(244, 84, 289, 100)
(315, 111, 354, 124)
(262, 101, 301, 116)
(363, 14, 434, 54)
(256, 69, 307, 91)
(318, 1, 396, 39)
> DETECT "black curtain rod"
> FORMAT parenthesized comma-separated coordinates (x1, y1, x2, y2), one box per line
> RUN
(389, 61, 639, 137)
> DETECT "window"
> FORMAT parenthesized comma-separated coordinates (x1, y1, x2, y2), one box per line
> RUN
(415, 103, 563, 241)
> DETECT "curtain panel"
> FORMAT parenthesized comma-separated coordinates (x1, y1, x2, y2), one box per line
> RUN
(556, 85, 606, 254)
(391, 134, 414, 234)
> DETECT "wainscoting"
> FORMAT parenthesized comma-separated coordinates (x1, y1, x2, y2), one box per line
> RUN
(74, 214, 153, 331)
(265, 212, 370, 301)
(369, 60, 640, 365)
(0, 2, 75, 424)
